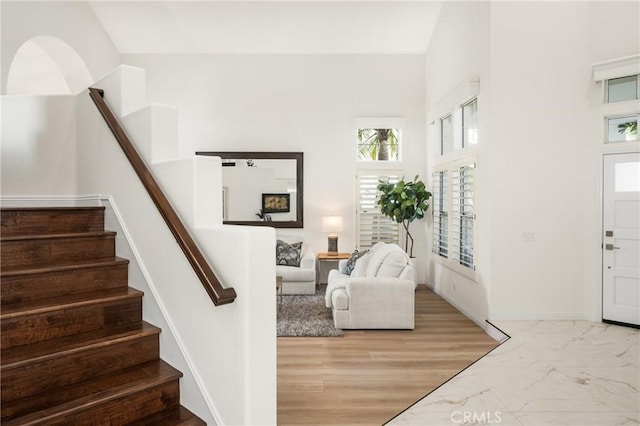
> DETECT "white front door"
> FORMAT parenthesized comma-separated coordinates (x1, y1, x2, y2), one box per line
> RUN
(602, 152, 640, 326)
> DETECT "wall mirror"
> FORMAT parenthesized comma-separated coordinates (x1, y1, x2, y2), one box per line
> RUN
(196, 151, 303, 228)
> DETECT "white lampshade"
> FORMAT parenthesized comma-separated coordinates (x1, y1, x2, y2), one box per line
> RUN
(322, 216, 344, 234)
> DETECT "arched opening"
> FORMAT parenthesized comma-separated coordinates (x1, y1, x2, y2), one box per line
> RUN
(6, 36, 92, 95)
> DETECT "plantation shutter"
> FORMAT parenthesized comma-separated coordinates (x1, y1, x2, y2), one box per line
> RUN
(431, 170, 448, 258)
(451, 162, 475, 270)
(356, 171, 401, 250)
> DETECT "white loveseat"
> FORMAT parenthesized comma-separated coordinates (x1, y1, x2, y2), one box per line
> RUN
(324, 242, 416, 329)
(276, 235, 316, 295)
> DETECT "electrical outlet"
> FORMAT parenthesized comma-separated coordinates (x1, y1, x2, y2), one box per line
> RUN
(523, 232, 535, 241)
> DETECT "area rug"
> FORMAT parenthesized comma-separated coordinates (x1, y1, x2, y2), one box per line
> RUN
(277, 291, 343, 337)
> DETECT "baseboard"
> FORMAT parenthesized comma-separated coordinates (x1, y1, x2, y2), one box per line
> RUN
(489, 312, 589, 321)
(435, 290, 487, 331)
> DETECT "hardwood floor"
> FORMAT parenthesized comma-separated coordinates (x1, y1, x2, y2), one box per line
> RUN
(277, 286, 499, 425)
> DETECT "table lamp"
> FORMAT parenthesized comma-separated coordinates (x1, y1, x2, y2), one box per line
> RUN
(322, 216, 344, 254)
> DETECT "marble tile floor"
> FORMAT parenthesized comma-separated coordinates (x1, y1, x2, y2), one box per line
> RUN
(388, 320, 639, 426)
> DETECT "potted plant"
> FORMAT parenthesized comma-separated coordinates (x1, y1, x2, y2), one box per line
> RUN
(377, 176, 431, 257)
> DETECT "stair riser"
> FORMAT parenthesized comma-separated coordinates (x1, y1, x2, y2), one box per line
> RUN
(1, 334, 159, 409)
(1, 297, 142, 349)
(1, 236, 115, 269)
(1, 209, 105, 237)
(126, 406, 207, 426)
(17, 380, 181, 426)
(1, 264, 129, 306)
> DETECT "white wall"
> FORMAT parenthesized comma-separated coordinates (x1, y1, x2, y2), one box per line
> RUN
(1, 96, 78, 195)
(424, 0, 639, 323)
(1, 0, 121, 195)
(424, 1, 491, 325)
(488, 1, 589, 320)
(120, 54, 429, 281)
(488, 1, 639, 320)
(1, 1, 120, 94)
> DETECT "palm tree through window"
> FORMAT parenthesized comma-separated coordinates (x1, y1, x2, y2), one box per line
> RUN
(357, 128, 400, 161)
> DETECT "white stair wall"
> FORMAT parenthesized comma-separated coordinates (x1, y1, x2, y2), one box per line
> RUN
(122, 104, 179, 164)
(80, 64, 277, 426)
(94, 65, 146, 118)
(153, 156, 222, 228)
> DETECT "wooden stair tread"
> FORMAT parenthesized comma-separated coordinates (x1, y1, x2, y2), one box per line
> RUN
(2, 360, 182, 426)
(0, 287, 143, 319)
(1, 256, 129, 276)
(0, 230, 116, 242)
(1, 206, 205, 425)
(127, 406, 206, 426)
(1, 321, 159, 369)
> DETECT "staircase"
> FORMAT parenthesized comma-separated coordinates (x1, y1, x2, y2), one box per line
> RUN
(0, 207, 205, 425)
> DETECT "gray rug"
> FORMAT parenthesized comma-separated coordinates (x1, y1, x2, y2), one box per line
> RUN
(277, 291, 343, 337)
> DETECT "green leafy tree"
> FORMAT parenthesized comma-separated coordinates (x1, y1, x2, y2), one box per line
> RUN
(618, 121, 637, 137)
(377, 176, 431, 257)
(358, 128, 399, 161)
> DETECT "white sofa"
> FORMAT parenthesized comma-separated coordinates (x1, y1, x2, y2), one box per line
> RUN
(324, 243, 416, 329)
(276, 235, 316, 295)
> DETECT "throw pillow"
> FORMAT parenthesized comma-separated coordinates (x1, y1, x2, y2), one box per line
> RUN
(276, 239, 302, 267)
(344, 249, 368, 275)
(350, 252, 371, 278)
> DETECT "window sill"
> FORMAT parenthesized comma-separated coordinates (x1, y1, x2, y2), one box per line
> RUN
(433, 254, 477, 282)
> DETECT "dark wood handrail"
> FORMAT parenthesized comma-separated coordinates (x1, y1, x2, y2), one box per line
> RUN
(88, 88, 237, 306)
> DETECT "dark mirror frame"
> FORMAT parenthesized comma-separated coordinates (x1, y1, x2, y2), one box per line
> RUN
(195, 151, 304, 228)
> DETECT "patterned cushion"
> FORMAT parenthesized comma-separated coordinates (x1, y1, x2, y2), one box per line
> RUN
(344, 249, 368, 275)
(276, 239, 302, 267)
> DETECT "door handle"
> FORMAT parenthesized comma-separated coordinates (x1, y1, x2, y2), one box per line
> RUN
(605, 244, 620, 251)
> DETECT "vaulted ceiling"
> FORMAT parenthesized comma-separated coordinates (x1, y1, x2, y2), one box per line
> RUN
(88, 1, 443, 54)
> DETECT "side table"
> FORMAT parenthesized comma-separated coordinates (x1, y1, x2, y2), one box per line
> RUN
(316, 252, 351, 286)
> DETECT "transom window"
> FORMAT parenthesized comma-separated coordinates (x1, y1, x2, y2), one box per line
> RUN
(607, 115, 638, 143)
(357, 128, 401, 161)
(440, 115, 453, 155)
(597, 69, 639, 143)
(439, 97, 479, 155)
(462, 98, 478, 147)
(606, 75, 639, 103)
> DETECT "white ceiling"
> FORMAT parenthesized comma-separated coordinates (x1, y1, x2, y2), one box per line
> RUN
(88, 1, 443, 54)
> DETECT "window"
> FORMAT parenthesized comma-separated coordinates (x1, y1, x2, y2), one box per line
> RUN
(462, 98, 478, 147)
(356, 171, 401, 249)
(606, 75, 639, 103)
(451, 163, 475, 270)
(607, 115, 638, 142)
(358, 128, 400, 161)
(431, 170, 448, 258)
(615, 161, 640, 192)
(440, 115, 453, 155)
(600, 73, 639, 143)
(432, 159, 476, 275)
(439, 96, 478, 155)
